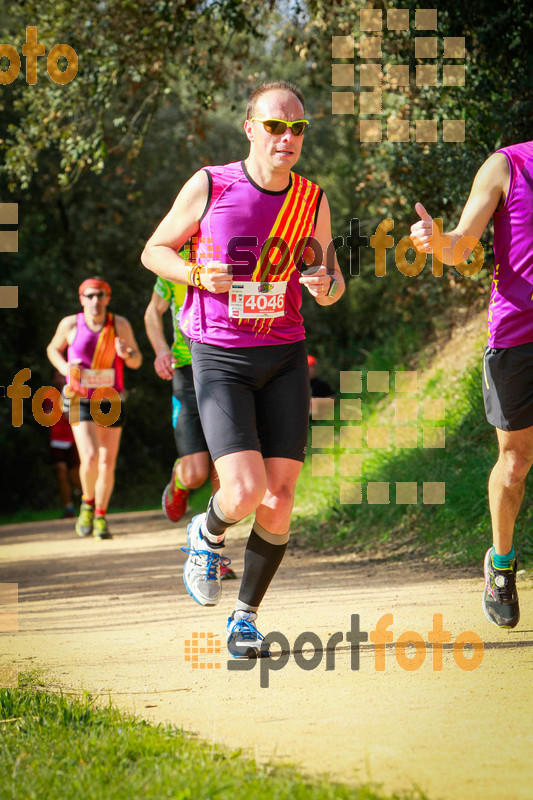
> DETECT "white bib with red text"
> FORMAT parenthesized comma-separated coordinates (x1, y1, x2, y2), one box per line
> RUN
(80, 368, 115, 388)
(228, 281, 287, 319)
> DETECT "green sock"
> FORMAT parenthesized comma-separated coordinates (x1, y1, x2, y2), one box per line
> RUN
(173, 465, 188, 491)
(492, 546, 515, 570)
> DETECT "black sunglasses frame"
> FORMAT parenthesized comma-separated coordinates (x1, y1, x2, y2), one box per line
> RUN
(82, 291, 107, 300)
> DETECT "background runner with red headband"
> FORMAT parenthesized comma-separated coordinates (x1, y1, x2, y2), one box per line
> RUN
(142, 80, 344, 658)
(47, 277, 142, 540)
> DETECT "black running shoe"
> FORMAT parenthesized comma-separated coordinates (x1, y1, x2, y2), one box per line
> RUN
(482, 548, 520, 629)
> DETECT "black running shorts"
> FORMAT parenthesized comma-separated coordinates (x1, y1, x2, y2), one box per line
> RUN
(482, 342, 533, 431)
(51, 443, 80, 469)
(172, 364, 208, 456)
(189, 339, 310, 462)
(61, 395, 124, 427)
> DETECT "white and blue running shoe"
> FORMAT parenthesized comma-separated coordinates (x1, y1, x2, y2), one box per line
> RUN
(227, 610, 269, 659)
(181, 513, 230, 606)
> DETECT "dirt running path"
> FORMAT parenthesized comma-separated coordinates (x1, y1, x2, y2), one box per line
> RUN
(1, 511, 532, 800)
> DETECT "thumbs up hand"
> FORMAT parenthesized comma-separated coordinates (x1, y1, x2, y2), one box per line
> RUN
(410, 202, 435, 253)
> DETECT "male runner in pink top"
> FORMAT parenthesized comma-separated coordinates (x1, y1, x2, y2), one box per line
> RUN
(410, 140, 533, 630)
(47, 278, 142, 539)
(142, 81, 344, 657)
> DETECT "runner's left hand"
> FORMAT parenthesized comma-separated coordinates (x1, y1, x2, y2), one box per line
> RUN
(299, 265, 331, 297)
(115, 336, 133, 360)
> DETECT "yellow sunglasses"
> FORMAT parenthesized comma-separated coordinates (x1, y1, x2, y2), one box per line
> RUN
(250, 118, 309, 136)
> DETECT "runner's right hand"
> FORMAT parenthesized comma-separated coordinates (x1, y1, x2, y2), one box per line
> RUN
(410, 203, 435, 253)
(154, 352, 174, 380)
(63, 358, 82, 379)
(199, 262, 233, 294)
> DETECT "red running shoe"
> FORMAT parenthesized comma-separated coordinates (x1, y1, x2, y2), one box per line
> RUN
(161, 460, 189, 523)
(220, 565, 237, 580)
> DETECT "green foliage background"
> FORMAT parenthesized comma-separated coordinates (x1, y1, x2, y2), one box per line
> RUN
(1, 0, 532, 518)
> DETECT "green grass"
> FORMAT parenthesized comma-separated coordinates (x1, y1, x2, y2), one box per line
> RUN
(0, 677, 428, 800)
(0, 508, 64, 526)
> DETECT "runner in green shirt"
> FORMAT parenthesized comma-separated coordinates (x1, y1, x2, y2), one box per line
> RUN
(144, 277, 235, 577)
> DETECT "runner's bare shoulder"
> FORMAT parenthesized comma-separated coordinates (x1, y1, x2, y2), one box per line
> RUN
(57, 314, 79, 338)
(113, 314, 131, 331)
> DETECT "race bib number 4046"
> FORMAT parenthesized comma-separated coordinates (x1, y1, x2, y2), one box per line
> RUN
(229, 281, 287, 319)
(80, 368, 115, 388)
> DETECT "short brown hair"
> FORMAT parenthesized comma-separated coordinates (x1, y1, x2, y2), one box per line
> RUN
(246, 81, 305, 120)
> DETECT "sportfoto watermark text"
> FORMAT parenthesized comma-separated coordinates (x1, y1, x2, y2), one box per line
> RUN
(6, 368, 120, 427)
(190, 219, 484, 280)
(0, 27, 78, 85)
(228, 613, 484, 687)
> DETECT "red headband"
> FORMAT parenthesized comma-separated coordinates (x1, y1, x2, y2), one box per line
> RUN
(79, 278, 111, 296)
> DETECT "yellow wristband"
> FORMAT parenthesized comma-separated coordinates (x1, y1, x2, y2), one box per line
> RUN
(194, 267, 205, 290)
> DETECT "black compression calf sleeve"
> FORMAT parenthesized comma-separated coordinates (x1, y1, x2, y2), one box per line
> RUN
(203, 492, 240, 547)
(237, 524, 289, 609)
